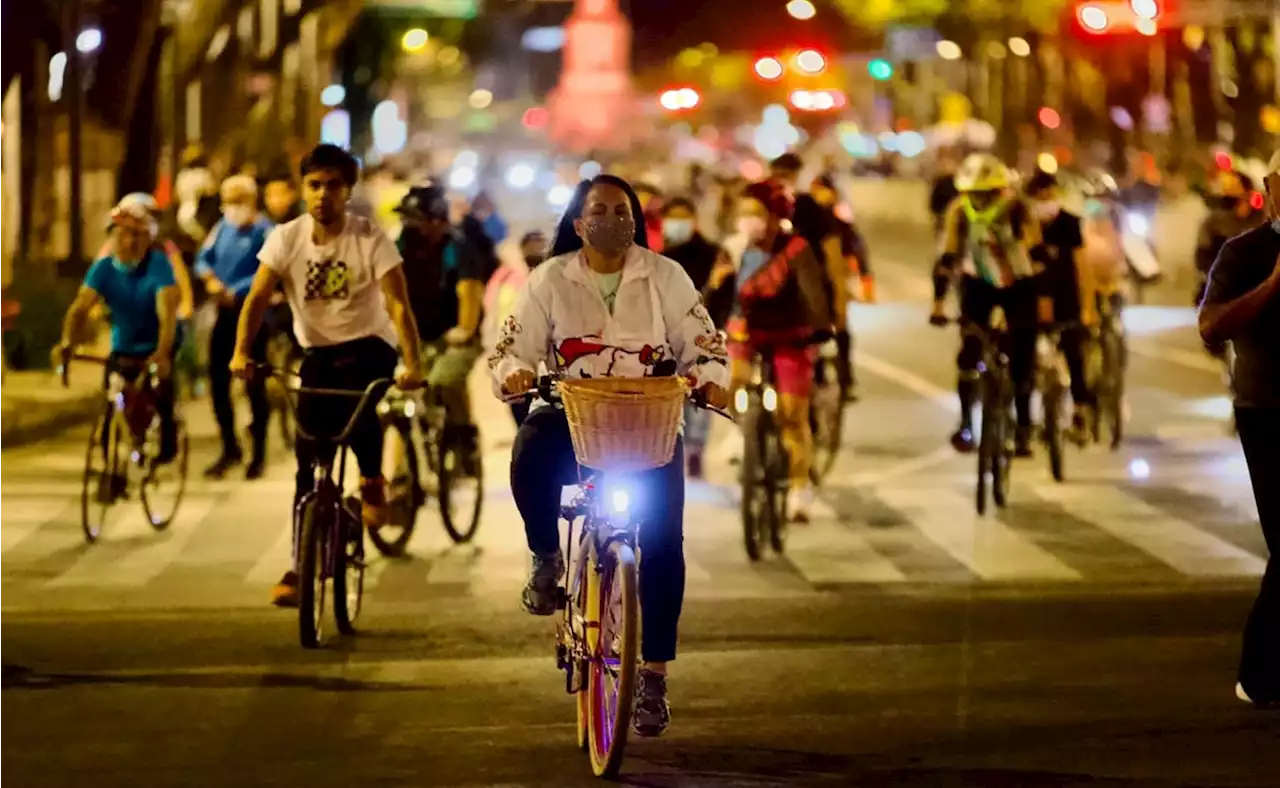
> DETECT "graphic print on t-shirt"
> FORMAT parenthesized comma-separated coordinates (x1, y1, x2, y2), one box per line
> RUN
(304, 258, 350, 301)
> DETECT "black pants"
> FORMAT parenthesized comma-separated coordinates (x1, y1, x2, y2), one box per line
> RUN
(1234, 405, 1280, 704)
(293, 337, 399, 506)
(511, 406, 686, 663)
(1059, 325, 1095, 409)
(104, 352, 176, 451)
(209, 302, 269, 460)
(957, 277, 1038, 430)
(835, 328, 855, 393)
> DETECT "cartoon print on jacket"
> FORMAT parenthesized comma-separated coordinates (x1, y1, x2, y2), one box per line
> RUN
(554, 336, 668, 378)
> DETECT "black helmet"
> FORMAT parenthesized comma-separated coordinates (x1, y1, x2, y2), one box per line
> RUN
(395, 185, 449, 220)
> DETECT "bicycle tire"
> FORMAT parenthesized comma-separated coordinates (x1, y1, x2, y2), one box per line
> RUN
(370, 417, 420, 557)
(739, 407, 767, 561)
(587, 542, 638, 778)
(992, 381, 1013, 509)
(809, 366, 843, 483)
(1102, 330, 1125, 451)
(438, 435, 483, 544)
(976, 382, 997, 516)
(297, 496, 327, 649)
(1044, 385, 1065, 483)
(141, 418, 189, 530)
(766, 428, 790, 554)
(81, 406, 122, 544)
(333, 503, 365, 636)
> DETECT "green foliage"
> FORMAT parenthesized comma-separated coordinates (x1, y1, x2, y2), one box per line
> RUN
(833, 0, 1067, 32)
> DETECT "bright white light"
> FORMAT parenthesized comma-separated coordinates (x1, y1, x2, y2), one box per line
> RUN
(1080, 6, 1109, 32)
(320, 84, 345, 107)
(733, 389, 749, 414)
(372, 100, 406, 154)
(936, 40, 962, 61)
(795, 49, 825, 74)
(320, 109, 350, 149)
(1126, 211, 1150, 237)
(877, 131, 899, 152)
(1131, 0, 1159, 20)
(1136, 18, 1157, 36)
(403, 400, 417, 419)
(811, 91, 835, 110)
(449, 166, 477, 190)
(790, 90, 814, 110)
(897, 131, 926, 158)
(548, 183, 574, 207)
(578, 160, 602, 179)
(48, 52, 67, 101)
(506, 163, 537, 190)
(786, 0, 816, 20)
(76, 28, 103, 54)
(454, 149, 479, 168)
(469, 88, 493, 109)
(611, 489, 630, 513)
(1037, 152, 1060, 175)
(1008, 37, 1031, 57)
(677, 88, 699, 108)
(762, 104, 789, 126)
(401, 28, 429, 53)
(1128, 458, 1151, 480)
(762, 387, 778, 412)
(660, 90, 681, 111)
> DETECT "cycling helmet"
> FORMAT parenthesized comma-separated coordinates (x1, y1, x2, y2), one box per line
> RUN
(109, 201, 158, 239)
(954, 153, 1010, 192)
(117, 192, 160, 214)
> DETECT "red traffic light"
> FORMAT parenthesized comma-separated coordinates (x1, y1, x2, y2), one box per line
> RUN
(754, 56, 783, 80)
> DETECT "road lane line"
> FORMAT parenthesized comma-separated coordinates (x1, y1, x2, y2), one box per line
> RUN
(1, 499, 74, 553)
(857, 352, 957, 412)
(877, 488, 1081, 581)
(785, 495, 907, 584)
(244, 522, 295, 586)
(1033, 484, 1265, 577)
(1128, 340, 1222, 374)
(849, 445, 956, 488)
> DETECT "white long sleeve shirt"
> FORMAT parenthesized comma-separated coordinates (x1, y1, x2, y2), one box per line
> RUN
(487, 245, 730, 397)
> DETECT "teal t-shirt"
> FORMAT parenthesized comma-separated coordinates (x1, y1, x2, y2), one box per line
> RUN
(83, 249, 176, 355)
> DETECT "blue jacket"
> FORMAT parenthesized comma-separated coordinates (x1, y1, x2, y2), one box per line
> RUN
(195, 217, 274, 298)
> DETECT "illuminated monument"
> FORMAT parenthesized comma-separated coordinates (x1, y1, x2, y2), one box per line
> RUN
(547, 0, 635, 153)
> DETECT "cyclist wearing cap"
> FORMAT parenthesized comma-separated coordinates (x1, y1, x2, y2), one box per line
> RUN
(57, 202, 181, 463)
(229, 144, 424, 607)
(1197, 169, 1265, 307)
(395, 185, 487, 468)
(931, 153, 1048, 457)
(727, 179, 833, 522)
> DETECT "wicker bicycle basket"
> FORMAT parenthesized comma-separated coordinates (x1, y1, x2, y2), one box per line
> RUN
(559, 376, 689, 472)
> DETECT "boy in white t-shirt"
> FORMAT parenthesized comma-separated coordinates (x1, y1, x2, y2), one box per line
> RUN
(229, 144, 424, 607)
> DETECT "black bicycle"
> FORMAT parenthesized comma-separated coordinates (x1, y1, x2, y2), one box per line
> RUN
(959, 314, 1015, 515)
(253, 363, 394, 649)
(1037, 322, 1083, 484)
(374, 367, 483, 556)
(808, 336, 845, 484)
(737, 345, 794, 561)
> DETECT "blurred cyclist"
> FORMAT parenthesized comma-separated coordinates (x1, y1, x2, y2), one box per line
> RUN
(728, 180, 832, 522)
(931, 153, 1047, 457)
(1197, 169, 1264, 307)
(809, 174, 871, 401)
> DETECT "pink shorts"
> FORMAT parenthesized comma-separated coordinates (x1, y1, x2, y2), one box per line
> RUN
(728, 338, 816, 398)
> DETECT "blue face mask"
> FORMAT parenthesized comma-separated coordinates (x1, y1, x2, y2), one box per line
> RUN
(1271, 218, 1280, 234)
(111, 256, 141, 274)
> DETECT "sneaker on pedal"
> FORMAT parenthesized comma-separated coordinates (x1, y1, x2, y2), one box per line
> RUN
(203, 452, 242, 479)
(271, 570, 299, 607)
(788, 484, 814, 524)
(633, 669, 671, 737)
(950, 425, 976, 453)
(360, 476, 388, 529)
(245, 457, 266, 480)
(1015, 426, 1034, 458)
(521, 551, 564, 616)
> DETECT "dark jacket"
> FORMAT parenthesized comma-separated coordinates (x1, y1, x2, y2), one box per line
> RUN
(735, 233, 832, 334)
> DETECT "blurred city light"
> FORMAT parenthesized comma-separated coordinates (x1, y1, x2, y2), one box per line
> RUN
(1008, 37, 1031, 57)
(76, 28, 103, 54)
(795, 49, 825, 74)
(1136, 18, 1157, 36)
(868, 59, 893, 80)
(1130, 0, 1159, 19)
(678, 87, 700, 108)
(548, 183, 574, 207)
(660, 87, 700, 111)
(1037, 152, 1060, 174)
(786, 0, 816, 20)
(1128, 458, 1151, 480)
(1214, 151, 1233, 170)
(579, 160, 603, 179)
(897, 131, 926, 158)
(320, 84, 345, 107)
(522, 106, 549, 130)
(1078, 5, 1110, 33)
(505, 163, 537, 190)
(1038, 106, 1062, 129)
(762, 104, 790, 125)
(47, 52, 67, 101)
(449, 166, 477, 190)
(1222, 79, 1240, 99)
(789, 90, 813, 111)
(521, 26, 565, 53)
(1110, 106, 1134, 130)
(1250, 191, 1266, 210)
(877, 131, 898, 152)
(371, 100, 406, 154)
(936, 40, 962, 60)
(469, 89, 493, 109)
(401, 28, 429, 53)
(986, 41, 1007, 60)
(754, 56, 783, 80)
(1126, 211, 1150, 237)
(454, 150, 479, 168)
(320, 109, 350, 149)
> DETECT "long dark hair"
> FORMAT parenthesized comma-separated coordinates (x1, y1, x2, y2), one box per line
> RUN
(550, 174, 650, 257)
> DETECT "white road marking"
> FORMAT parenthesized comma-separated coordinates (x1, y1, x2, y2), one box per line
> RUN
(786, 494, 907, 583)
(1034, 484, 1265, 577)
(858, 352, 957, 411)
(1128, 340, 1222, 374)
(1, 499, 73, 553)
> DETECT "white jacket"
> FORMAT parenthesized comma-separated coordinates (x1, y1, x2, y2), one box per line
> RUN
(487, 245, 730, 395)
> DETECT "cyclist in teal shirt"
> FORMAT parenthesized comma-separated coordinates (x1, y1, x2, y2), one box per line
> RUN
(57, 202, 181, 462)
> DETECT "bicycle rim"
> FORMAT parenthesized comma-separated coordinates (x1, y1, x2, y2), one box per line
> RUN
(740, 410, 767, 561)
(809, 381, 843, 482)
(976, 393, 997, 516)
(297, 498, 327, 649)
(333, 508, 365, 635)
(587, 542, 638, 778)
(1044, 388, 1064, 483)
(438, 440, 483, 544)
(370, 419, 419, 557)
(141, 420, 188, 530)
(766, 431, 790, 553)
(993, 405, 1013, 508)
(81, 410, 121, 543)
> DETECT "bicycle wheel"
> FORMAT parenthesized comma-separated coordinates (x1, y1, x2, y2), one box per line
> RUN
(992, 383, 1014, 509)
(370, 417, 420, 557)
(437, 429, 483, 544)
(809, 366, 843, 483)
(1043, 385, 1065, 483)
(333, 503, 365, 635)
(81, 407, 124, 543)
(976, 382, 996, 516)
(765, 429, 790, 553)
(141, 417, 189, 530)
(296, 496, 328, 649)
(1101, 330, 1125, 450)
(739, 407, 768, 561)
(586, 541, 638, 778)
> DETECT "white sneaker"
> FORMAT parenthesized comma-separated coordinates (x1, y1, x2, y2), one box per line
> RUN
(788, 485, 814, 523)
(1235, 681, 1278, 709)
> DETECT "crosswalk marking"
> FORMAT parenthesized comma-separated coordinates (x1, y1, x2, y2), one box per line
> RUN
(2, 499, 74, 553)
(877, 488, 1082, 581)
(48, 496, 219, 587)
(786, 495, 907, 584)
(1033, 484, 1266, 577)
(245, 522, 295, 586)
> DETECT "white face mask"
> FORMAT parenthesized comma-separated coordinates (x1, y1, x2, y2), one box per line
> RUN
(1033, 200, 1061, 223)
(223, 205, 254, 227)
(737, 216, 768, 243)
(663, 219, 694, 245)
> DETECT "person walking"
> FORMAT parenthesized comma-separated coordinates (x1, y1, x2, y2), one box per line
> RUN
(198, 175, 275, 479)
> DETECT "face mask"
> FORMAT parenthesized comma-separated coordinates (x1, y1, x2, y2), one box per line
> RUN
(737, 216, 769, 243)
(1033, 200, 1061, 222)
(663, 219, 694, 245)
(524, 254, 546, 268)
(111, 256, 140, 273)
(1271, 219, 1280, 234)
(223, 205, 254, 226)
(582, 215, 635, 255)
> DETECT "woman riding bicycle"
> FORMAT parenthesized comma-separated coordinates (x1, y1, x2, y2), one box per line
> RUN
(724, 180, 832, 522)
(489, 174, 729, 738)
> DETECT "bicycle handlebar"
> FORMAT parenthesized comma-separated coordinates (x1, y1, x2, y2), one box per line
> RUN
(58, 352, 152, 389)
(248, 362, 395, 446)
(502, 374, 736, 423)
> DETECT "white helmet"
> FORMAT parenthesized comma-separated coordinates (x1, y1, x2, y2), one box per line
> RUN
(117, 192, 160, 214)
(954, 153, 1011, 193)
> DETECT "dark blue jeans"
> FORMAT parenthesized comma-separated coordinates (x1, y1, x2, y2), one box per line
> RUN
(511, 406, 686, 663)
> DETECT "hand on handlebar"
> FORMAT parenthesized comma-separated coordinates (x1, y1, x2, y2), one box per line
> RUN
(229, 350, 253, 381)
(148, 353, 172, 380)
(396, 364, 425, 391)
(502, 369, 536, 397)
(697, 381, 730, 410)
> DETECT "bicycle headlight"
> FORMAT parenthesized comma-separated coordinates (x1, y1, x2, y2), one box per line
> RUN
(734, 388, 749, 414)
(403, 399, 416, 419)
(376, 400, 391, 416)
(611, 489, 631, 514)
(762, 386, 778, 413)
(1126, 211, 1150, 238)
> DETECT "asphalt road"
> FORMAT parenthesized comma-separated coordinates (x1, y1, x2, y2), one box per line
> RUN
(3, 226, 1278, 787)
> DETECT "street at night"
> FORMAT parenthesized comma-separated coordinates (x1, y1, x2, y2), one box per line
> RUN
(5, 243, 1279, 786)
